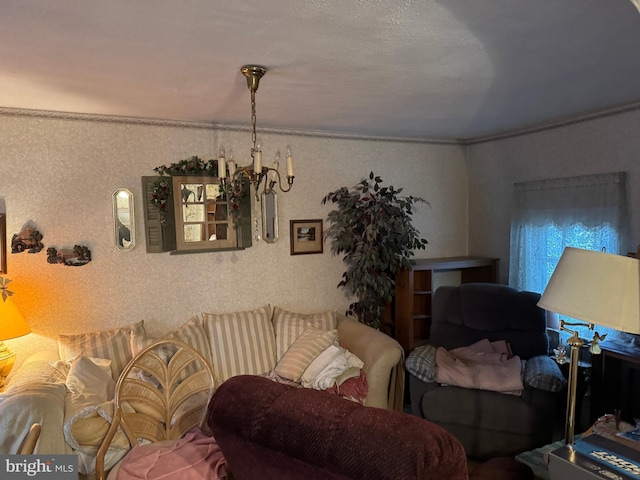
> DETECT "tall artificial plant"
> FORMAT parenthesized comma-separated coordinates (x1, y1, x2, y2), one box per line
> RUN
(322, 172, 429, 329)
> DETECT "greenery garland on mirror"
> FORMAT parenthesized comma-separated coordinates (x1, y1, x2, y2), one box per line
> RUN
(322, 172, 429, 329)
(150, 156, 244, 225)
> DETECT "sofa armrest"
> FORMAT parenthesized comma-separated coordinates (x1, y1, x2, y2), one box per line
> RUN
(337, 315, 404, 410)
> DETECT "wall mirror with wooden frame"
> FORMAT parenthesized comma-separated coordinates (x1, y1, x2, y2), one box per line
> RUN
(141, 175, 251, 254)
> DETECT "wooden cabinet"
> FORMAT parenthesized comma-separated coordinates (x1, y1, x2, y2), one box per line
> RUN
(590, 341, 640, 425)
(385, 256, 498, 353)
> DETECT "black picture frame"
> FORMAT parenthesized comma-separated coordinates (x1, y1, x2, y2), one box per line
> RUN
(290, 219, 323, 255)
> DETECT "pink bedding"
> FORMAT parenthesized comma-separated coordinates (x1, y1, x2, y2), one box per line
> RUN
(261, 369, 369, 405)
(326, 369, 369, 404)
(113, 428, 227, 480)
(435, 339, 523, 393)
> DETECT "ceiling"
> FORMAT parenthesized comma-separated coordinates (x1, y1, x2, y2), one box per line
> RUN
(2, 1, 640, 142)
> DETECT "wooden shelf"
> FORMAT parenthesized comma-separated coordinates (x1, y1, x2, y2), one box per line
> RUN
(388, 256, 498, 353)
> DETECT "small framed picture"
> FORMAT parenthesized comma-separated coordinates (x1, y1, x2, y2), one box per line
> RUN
(290, 219, 323, 255)
(0, 214, 6, 274)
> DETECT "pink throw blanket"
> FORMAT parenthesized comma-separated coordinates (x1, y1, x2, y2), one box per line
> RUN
(115, 428, 227, 480)
(435, 339, 523, 393)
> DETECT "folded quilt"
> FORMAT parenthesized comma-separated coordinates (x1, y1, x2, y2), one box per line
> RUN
(301, 344, 363, 390)
(435, 339, 523, 393)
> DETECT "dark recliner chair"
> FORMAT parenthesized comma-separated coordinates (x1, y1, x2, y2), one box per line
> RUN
(407, 283, 566, 459)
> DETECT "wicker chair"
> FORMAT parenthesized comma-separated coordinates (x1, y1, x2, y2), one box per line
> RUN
(95, 340, 216, 480)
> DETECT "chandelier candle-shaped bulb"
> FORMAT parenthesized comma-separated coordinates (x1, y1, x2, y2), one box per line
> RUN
(228, 149, 236, 178)
(218, 146, 226, 179)
(286, 145, 294, 177)
(254, 141, 262, 176)
(271, 150, 281, 184)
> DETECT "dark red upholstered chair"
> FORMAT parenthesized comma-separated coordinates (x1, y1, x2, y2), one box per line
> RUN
(207, 375, 469, 480)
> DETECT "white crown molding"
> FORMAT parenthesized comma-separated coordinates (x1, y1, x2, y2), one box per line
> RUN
(0, 107, 215, 130)
(2, 101, 640, 146)
(0, 106, 457, 145)
(463, 100, 640, 145)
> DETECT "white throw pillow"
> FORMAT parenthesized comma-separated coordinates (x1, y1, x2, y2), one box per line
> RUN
(65, 356, 115, 400)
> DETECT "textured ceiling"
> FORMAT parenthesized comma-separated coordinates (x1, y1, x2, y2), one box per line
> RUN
(1, 1, 640, 141)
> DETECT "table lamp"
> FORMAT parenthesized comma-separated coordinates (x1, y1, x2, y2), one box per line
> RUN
(538, 247, 640, 445)
(0, 294, 31, 386)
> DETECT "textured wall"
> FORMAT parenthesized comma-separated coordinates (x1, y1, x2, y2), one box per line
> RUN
(466, 109, 640, 283)
(0, 115, 468, 371)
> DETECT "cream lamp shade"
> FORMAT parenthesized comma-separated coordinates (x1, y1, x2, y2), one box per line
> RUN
(538, 246, 640, 445)
(0, 296, 31, 383)
(538, 247, 640, 335)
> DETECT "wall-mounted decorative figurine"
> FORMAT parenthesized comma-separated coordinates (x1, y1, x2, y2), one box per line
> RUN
(11, 225, 44, 254)
(46, 245, 91, 266)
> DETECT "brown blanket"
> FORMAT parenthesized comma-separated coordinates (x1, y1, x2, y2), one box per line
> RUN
(435, 339, 523, 393)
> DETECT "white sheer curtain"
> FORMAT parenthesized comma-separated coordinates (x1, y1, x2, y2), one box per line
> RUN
(509, 172, 628, 294)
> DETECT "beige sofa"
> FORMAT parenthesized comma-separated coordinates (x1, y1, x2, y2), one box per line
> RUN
(0, 305, 404, 477)
(336, 314, 404, 410)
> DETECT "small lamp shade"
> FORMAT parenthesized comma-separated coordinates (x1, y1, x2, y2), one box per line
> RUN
(0, 297, 30, 383)
(0, 297, 31, 341)
(538, 247, 640, 335)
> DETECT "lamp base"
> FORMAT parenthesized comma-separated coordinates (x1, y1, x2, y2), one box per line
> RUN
(0, 341, 16, 386)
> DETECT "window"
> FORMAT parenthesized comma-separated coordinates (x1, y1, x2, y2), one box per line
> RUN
(509, 172, 629, 341)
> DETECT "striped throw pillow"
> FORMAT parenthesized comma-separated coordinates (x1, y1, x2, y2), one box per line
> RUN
(130, 316, 213, 380)
(272, 307, 337, 360)
(202, 305, 276, 383)
(274, 328, 337, 381)
(57, 321, 145, 380)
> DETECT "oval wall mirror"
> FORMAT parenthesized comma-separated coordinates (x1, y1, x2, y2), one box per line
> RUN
(261, 191, 278, 243)
(113, 188, 135, 251)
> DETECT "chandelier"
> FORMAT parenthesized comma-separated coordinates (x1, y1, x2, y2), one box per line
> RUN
(218, 65, 295, 196)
